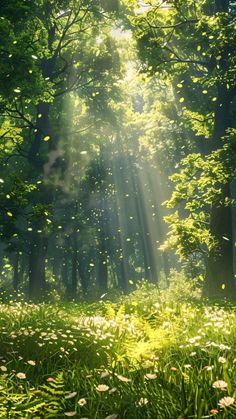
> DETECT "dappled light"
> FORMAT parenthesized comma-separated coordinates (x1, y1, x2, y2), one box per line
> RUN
(0, 0, 236, 417)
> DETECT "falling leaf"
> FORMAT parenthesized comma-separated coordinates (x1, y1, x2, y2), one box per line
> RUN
(64, 412, 77, 417)
(222, 236, 229, 241)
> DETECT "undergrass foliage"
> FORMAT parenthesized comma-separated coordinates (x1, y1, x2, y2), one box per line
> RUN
(0, 277, 236, 418)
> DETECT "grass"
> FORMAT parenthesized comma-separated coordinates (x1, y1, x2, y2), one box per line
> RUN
(0, 279, 236, 418)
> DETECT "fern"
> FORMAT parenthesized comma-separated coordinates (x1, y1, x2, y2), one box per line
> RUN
(104, 303, 116, 319)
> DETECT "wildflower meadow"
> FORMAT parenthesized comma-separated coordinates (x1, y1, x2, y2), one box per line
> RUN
(0, 278, 235, 418)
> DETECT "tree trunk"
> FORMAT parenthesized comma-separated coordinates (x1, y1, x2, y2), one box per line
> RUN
(13, 252, 19, 291)
(97, 227, 108, 294)
(27, 50, 59, 299)
(117, 252, 128, 292)
(29, 235, 47, 300)
(70, 232, 78, 299)
(62, 255, 69, 289)
(215, 0, 229, 12)
(77, 261, 89, 296)
(204, 184, 235, 297)
(204, 0, 236, 298)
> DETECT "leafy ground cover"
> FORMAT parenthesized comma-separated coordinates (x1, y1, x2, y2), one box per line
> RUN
(0, 280, 236, 418)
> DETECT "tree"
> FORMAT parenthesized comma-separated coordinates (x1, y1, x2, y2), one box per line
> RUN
(130, 0, 236, 297)
(0, 0, 123, 299)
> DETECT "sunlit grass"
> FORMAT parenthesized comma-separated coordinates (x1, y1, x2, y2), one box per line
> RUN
(0, 281, 236, 417)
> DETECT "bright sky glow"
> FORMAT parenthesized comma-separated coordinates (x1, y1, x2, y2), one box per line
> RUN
(110, 28, 132, 40)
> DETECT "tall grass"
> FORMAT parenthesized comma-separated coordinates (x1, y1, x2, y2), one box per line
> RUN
(0, 277, 235, 418)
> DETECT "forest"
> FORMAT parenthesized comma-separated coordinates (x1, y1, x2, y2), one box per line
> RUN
(0, 0, 236, 417)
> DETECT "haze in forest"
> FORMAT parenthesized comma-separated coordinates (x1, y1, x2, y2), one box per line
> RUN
(1, 0, 235, 301)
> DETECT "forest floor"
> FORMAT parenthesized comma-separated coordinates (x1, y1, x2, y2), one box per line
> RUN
(0, 282, 236, 418)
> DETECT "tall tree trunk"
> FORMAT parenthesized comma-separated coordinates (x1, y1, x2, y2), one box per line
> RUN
(97, 225, 108, 294)
(62, 255, 69, 289)
(117, 239, 128, 292)
(13, 252, 19, 291)
(204, 0, 236, 298)
(29, 235, 47, 300)
(77, 262, 89, 296)
(204, 12, 236, 297)
(27, 49, 58, 299)
(70, 232, 78, 299)
(204, 184, 235, 297)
